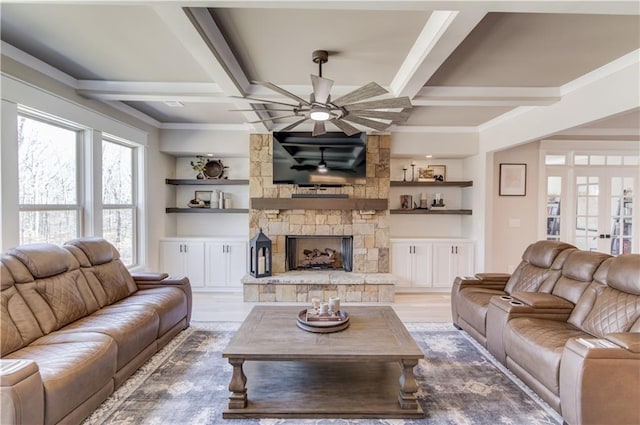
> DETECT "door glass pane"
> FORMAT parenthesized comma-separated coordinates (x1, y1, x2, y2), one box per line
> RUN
(575, 177, 599, 252)
(607, 156, 622, 165)
(575, 155, 589, 165)
(546, 176, 561, 240)
(590, 155, 605, 165)
(610, 177, 634, 255)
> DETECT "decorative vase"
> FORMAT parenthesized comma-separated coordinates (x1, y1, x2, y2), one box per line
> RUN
(196, 172, 205, 179)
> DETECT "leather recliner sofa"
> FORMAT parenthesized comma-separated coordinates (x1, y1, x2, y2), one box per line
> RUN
(0, 237, 192, 425)
(451, 241, 640, 425)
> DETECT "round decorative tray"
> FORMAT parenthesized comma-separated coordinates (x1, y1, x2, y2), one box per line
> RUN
(296, 309, 350, 333)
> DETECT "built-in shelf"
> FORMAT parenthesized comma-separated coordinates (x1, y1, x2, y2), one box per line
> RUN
(390, 209, 472, 215)
(251, 198, 388, 211)
(166, 179, 249, 185)
(166, 208, 249, 214)
(390, 180, 473, 187)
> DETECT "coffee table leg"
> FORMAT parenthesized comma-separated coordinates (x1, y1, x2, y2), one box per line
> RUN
(398, 359, 419, 410)
(228, 358, 247, 409)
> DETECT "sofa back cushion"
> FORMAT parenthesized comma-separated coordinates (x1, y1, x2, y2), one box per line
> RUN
(1, 244, 99, 336)
(568, 254, 640, 336)
(65, 237, 137, 307)
(0, 262, 44, 356)
(551, 250, 611, 304)
(504, 241, 576, 294)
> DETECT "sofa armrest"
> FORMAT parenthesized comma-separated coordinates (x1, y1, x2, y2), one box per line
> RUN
(510, 292, 575, 309)
(131, 272, 169, 282)
(475, 272, 511, 283)
(1, 360, 44, 425)
(604, 332, 640, 353)
(560, 336, 640, 425)
(134, 275, 192, 325)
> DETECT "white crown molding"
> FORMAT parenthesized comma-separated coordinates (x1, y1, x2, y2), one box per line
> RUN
(413, 86, 561, 107)
(1, 41, 78, 88)
(160, 123, 251, 131)
(392, 125, 478, 133)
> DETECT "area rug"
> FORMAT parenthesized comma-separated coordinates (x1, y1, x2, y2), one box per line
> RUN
(83, 322, 562, 425)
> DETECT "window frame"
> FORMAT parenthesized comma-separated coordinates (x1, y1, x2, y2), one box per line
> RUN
(17, 111, 85, 244)
(102, 136, 139, 267)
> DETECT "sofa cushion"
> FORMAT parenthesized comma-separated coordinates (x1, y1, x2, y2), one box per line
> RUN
(504, 317, 587, 396)
(1, 284, 43, 356)
(550, 250, 611, 305)
(504, 241, 575, 294)
(120, 287, 188, 336)
(604, 254, 640, 296)
(3, 332, 116, 425)
(59, 305, 159, 370)
(65, 237, 115, 266)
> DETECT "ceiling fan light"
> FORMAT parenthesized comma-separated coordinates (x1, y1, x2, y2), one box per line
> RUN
(310, 106, 330, 121)
(317, 163, 328, 173)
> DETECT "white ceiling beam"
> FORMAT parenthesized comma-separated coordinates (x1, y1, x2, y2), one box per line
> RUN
(76, 81, 226, 102)
(390, 10, 485, 99)
(413, 86, 561, 106)
(152, 5, 268, 131)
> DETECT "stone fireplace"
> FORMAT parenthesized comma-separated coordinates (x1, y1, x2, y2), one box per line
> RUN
(286, 235, 353, 271)
(243, 133, 396, 302)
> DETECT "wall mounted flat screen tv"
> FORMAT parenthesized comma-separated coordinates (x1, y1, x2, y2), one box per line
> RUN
(272, 131, 367, 186)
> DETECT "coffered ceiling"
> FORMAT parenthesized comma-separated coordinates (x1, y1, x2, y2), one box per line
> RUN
(1, 1, 639, 137)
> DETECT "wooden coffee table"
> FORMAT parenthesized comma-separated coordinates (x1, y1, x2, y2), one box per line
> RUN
(222, 305, 424, 418)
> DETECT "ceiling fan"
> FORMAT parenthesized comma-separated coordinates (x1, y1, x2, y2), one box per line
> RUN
(235, 50, 412, 136)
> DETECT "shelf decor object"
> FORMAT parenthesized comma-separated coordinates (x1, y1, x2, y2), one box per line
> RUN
(249, 228, 272, 278)
(499, 163, 527, 196)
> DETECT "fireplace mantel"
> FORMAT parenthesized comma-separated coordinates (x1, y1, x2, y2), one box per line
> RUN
(251, 198, 388, 211)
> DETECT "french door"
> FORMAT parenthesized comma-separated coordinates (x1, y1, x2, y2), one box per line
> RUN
(573, 168, 636, 254)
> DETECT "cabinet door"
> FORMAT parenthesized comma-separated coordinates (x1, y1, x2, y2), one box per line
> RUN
(453, 242, 474, 278)
(432, 242, 455, 288)
(183, 241, 205, 287)
(205, 242, 228, 287)
(160, 241, 184, 277)
(411, 242, 433, 287)
(391, 241, 414, 287)
(226, 242, 248, 288)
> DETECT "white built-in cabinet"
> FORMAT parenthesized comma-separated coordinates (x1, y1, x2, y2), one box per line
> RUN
(391, 239, 474, 290)
(160, 237, 247, 291)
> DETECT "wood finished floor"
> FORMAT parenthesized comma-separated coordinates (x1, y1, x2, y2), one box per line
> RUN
(191, 291, 452, 323)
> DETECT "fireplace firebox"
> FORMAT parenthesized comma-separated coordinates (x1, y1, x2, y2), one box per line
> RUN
(285, 235, 353, 272)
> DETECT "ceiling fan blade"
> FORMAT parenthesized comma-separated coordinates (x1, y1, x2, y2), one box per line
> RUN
(247, 114, 299, 124)
(254, 81, 310, 106)
(332, 82, 388, 107)
(343, 96, 412, 111)
(231, 95, 299, 108)
(280, 118, 309, 132)
(329, 119, 361, 136)
(312, 120, 327, 137)
(229, 108, 295, 112)
(342, 115, 391, 132)
(311, 75, 334, 104)
(349, 110, 411, 122)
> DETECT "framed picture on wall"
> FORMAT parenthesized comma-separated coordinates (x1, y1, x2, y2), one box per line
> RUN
(499, 163, 527, 196)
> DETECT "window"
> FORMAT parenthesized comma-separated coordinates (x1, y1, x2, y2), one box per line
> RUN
(18, 115, 81, 245)
(102, 139, 136, 266)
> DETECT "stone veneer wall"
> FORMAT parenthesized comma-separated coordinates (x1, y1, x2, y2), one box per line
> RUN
(249, 133, 391, 273)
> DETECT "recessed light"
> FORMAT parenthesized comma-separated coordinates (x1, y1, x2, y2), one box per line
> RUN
(425, 154, 433, 158)
(206, 153, 214, 157)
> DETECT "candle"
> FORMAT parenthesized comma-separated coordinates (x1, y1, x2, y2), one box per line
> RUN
(435, 193, 441, 202)
(258, 256, 266, 274)
(319, 302, 329, 314)
(329, 297, 340, 314)
(311, 297, 320, 310)
(421, 192, 427, 200)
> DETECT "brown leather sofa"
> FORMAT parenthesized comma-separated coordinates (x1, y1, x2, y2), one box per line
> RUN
(0, 237, 192, 425)
(452, 241, 640, 425)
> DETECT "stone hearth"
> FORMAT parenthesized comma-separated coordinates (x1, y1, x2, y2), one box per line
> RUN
(242, 271, 396, 303)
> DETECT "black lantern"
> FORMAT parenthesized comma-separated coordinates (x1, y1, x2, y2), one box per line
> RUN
(249, 228, 272, 277)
